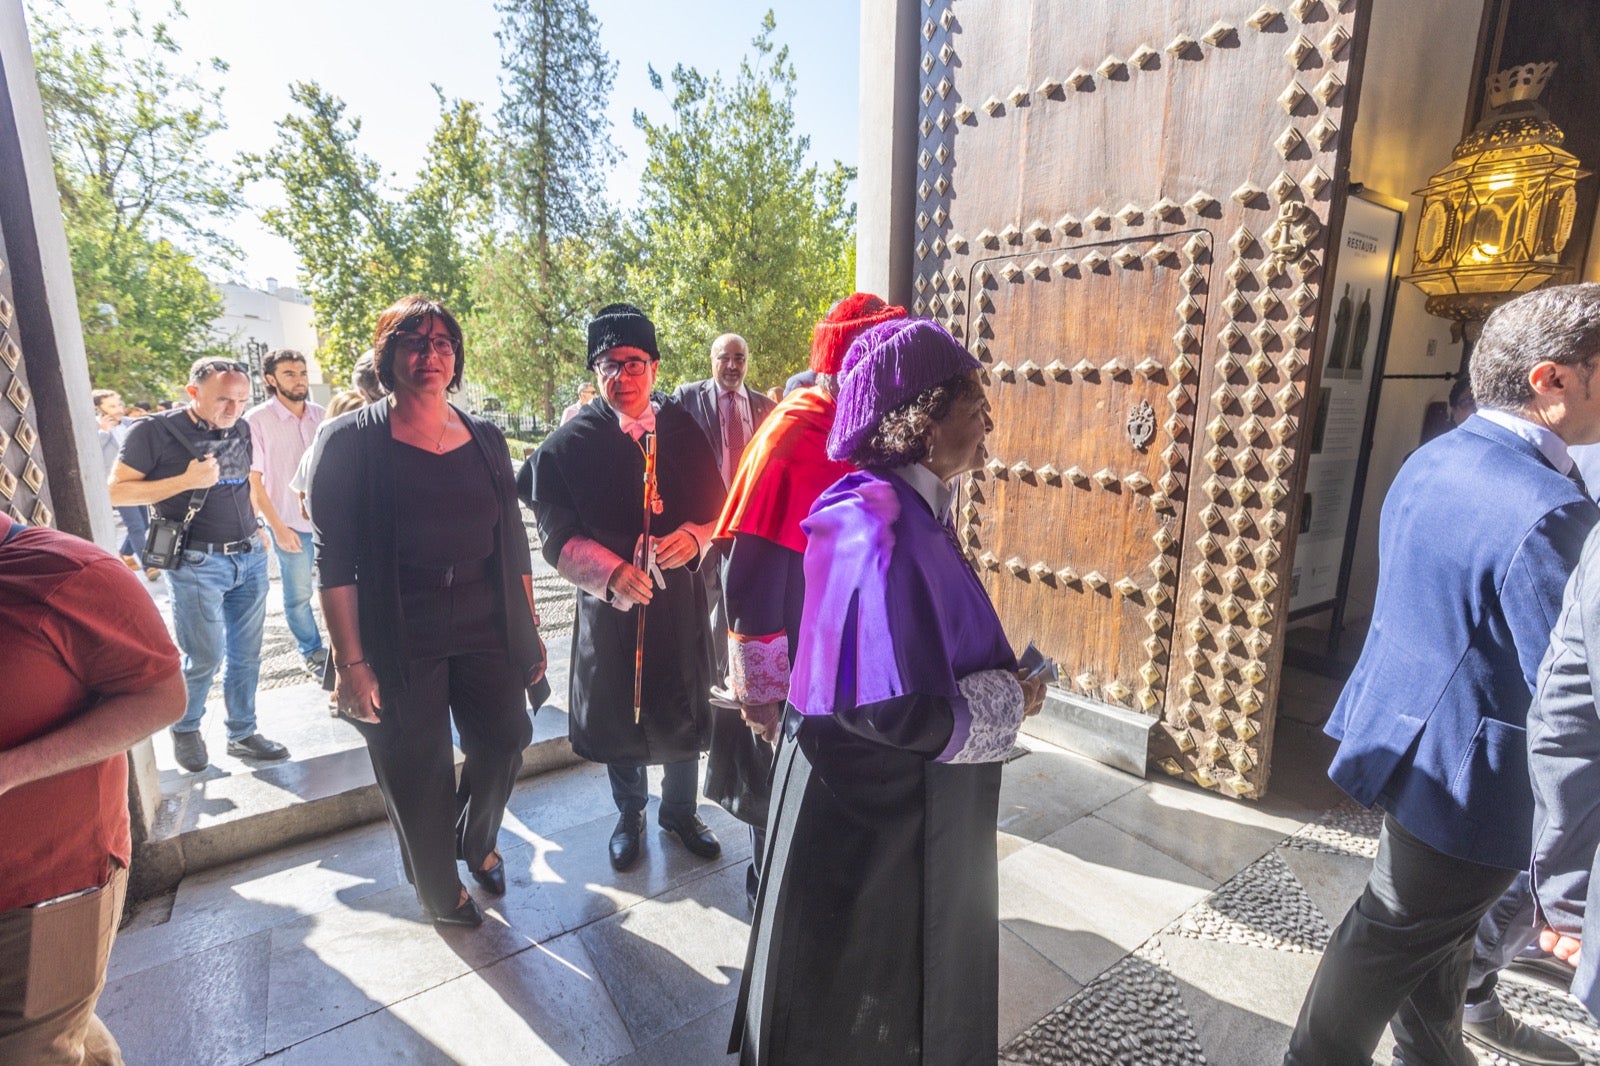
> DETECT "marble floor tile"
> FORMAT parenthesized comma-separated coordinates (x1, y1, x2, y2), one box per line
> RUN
(580, 862, 753, 1047)
(492, 806, 751, 947)
(1275, 843, 1372, 935)
(109, 818, 448, 985)
(1000, 815, 1215, 986)
(609, 1000, 739, 1066)
(996, 744, 1144, 845)
(98, 929, 272, 1066)
(262, 882, 535, 1053)
(269, 932, 634, 1065)
(1155, 932, 1320, 1065)
(999, 924, 1081, 1046)
(1093, 775, 1311, 883)
(501, 760, 622, 843)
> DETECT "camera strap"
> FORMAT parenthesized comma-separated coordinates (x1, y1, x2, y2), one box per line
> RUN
(156, 415, 213, 526)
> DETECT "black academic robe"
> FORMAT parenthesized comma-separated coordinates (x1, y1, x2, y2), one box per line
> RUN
(529, 396, 725, 765)
(705, 533, 803, 827)
(731, 471, 1018, 1066)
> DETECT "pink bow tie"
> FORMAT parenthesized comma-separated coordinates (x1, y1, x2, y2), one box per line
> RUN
(619, 407, 657, 440)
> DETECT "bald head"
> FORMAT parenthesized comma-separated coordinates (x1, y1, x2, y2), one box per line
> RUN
(711, 333, 748, 390)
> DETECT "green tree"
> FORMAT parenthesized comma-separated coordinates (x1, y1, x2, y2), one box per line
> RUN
(625, 11, 856, 390)
(244, 84, 495, 383)
(466, 0, 618, 423)
(29, 0, 239, 398)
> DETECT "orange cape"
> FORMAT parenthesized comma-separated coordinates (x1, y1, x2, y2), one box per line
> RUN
(712, 386, 855, 554)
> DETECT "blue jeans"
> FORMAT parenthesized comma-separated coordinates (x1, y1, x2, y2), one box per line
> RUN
(274, 535, 323, 658)
(116, 506, 149, 561)
(166, 543, 269, 740)
(608, 760, 699, 820)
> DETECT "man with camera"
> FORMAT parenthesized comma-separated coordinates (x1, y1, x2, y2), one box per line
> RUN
(109, 357, 289, 772)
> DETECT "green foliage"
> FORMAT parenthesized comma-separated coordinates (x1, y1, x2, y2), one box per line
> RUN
(466, 231, 592, 422)
(625, 10, 856, 391)
(466, 0, 618, 422)
(29, 0, 237, 399)
(243, 84, 496, 384)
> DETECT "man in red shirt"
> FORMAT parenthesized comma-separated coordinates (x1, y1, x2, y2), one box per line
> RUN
(0, 512, 184, 1064)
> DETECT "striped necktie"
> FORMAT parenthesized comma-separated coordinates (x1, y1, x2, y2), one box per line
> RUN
(721, 389, 747, 483)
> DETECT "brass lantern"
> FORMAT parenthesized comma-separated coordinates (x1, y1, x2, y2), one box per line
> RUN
(1407, 63, 1590, 321)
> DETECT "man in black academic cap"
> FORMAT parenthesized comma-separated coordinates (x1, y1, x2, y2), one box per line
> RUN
(527, 304, 728, 871)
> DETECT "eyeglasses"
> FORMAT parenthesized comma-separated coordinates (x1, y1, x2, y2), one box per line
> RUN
(598, 359, 652, 379)
(394, 333, 458, 358)
(190, 359, 249, 383)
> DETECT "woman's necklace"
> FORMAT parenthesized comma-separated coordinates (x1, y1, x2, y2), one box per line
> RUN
(395, 403, 455, 452)
(429, 412, 454, 452)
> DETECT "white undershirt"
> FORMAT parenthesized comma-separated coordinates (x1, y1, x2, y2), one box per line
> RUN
(1475, 408, 1574, 475)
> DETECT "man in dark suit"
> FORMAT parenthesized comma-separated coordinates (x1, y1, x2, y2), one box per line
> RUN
(673, 334, 778, 489)
(672, 334, 777, 679)
(1528, 518, 1600, 1025)
(1285, 283, 1600, 1066)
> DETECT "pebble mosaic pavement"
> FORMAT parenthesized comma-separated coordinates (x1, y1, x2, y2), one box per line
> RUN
(1000, 801, 1600, 1066)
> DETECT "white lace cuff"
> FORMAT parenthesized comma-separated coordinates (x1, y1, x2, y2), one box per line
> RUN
(937, 669, 1024, 764)
(729, 633, 790, 705)
(557, 536, 626, 604)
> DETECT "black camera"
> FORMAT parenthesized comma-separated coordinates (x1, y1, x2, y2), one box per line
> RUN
(143, 514, 189, 570)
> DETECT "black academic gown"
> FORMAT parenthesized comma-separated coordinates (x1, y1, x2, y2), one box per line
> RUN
(731, 471, 1018, 1066)
(529, 396, 725, 765)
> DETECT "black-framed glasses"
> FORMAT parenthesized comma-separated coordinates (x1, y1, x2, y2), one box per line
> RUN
(598, 358, 651, 379)
(394, 333, 458, 358)
(190, 359, 249, 383)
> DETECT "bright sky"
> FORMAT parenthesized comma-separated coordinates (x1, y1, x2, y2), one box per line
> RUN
(41, 0, 861, 288)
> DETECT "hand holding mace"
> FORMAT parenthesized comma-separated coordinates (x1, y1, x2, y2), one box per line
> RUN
(633, 431, 660, 723)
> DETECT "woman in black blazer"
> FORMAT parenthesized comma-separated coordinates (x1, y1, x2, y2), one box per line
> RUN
(308, 295, 546, 928)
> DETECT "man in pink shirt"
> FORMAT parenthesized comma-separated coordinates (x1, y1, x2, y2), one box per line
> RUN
(246, 350, 327, 675)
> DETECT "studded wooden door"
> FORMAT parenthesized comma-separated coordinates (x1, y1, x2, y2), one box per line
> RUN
(917, 0, 1370, 798)
(0, 222, 50, 527)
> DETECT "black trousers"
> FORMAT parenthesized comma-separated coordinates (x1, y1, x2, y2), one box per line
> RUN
(1285, 813, 1517, 1066)
(354, 581, 532, 916)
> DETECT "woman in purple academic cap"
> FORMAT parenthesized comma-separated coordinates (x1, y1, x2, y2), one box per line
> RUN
(730, 318, 1047, 1065)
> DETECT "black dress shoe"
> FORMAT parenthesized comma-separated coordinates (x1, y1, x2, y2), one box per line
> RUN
(1509, 952, 1577, 986)
(658, 810, 722, 860)
(1463, 1011, 1579, 1066)
(172, 730, 209, 773)
(431, 895, 483, 929)
(470, 852, 506, 896)
(610, 811, 646, 871)
(226, 733, 289, 761)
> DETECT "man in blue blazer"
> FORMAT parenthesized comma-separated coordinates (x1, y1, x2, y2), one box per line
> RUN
(1286, 283, 1600, 1066)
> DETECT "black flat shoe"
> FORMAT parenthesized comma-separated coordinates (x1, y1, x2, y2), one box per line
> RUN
(431, 895, 483, 928)
(610, 811, 646, 871)
(471, 852, 506, 896)
(658, 810, 722, 860)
